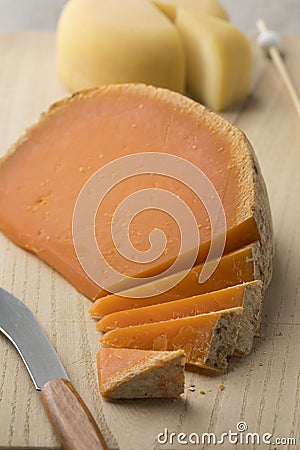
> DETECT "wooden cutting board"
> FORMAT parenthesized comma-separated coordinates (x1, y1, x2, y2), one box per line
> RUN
(0, 32, 299, 450)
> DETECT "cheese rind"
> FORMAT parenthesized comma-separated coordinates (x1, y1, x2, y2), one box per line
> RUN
(152, 0, 229, 21)
(0, 85, 273, 301)
(235, 282, 263, 355)
(97, 348, 185, 399)
(57, 0, 185, 93)
(101, 308, 243, 371)
(90, 244, 265, 317)
(175, 9, 252, 111)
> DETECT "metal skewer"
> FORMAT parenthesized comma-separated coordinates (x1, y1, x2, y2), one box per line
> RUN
(256, 19, 300, 121)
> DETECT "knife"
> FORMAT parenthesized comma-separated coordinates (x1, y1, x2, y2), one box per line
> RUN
(0, 287, 108, 450)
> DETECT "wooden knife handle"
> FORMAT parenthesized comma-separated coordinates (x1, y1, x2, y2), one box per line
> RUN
(40, 378, 108, 450)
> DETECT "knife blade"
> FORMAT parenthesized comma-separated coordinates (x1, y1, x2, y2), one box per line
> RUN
(0, 287, 68, 390)
(0, 287, 108, 450)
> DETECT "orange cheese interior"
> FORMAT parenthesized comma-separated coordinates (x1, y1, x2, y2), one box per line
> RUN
(97, 347, 185, 398)
(0, 85, 260, 301)
(101, 307, 242, 368)
(97, 281, 258, 332)
(90, 244, 258, 317)
(97, 347, 158, 385)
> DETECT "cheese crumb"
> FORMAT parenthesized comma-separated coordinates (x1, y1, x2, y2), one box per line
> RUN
(255, 332, 264, 338)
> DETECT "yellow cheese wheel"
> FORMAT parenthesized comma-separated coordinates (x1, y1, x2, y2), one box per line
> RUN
(152, 0, 229, 22)
(175, 9, 252, 111)
(56, 0, 185, 93)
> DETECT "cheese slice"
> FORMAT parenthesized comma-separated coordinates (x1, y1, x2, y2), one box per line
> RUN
(0, 85, 273, 300)
(97, 281, 262, 356)
(97, 348, 185, 399)
(57, 0, 185, 93)
(97, 281, 259, 331)
(175, 9, 252, 111)
(101, 307, 243, 371)
(151, 0, 229, 21)
(89, 243, 266, 317)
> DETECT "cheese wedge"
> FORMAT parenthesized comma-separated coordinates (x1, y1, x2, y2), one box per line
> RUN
(101, 307, 243, 371)
(97, 281, 262, 356)
(175, 9, 252, 111)
(90, 243, 267, 317)
(97, 348, 185, 399)
(57, 0, 185, 93)
(152, 0, 229, 21)
(0, 85, 273, 300)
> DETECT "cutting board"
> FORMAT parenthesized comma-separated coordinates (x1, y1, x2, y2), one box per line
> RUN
(0, 33, 299, 450)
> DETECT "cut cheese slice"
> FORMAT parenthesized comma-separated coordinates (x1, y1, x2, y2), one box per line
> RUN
(101, 307, 243, 371)
(90, 243, 266, 317)
(97, 348, 185, 399)
(97, 281, 262, 356)
(57, 0, 185, 93)
(175, 9, 252, 111)
(0, 85, 273, 300)
(152, 0, 229, 21)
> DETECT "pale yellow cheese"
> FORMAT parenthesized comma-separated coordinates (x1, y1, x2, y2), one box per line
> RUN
(56, 0, 185, 93)
(175, 9, 252, 111)
(152, 0, 229, 22)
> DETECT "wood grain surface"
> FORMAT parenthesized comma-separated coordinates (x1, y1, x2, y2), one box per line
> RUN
(41, 378, 108, 450)
(0, 33, 299, 450)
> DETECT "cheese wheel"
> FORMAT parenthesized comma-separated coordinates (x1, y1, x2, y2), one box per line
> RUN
(97, 348, 185, 399)
(101, 307, 243, 371)
(175, 9, 252, 111)
(152, 0, 229, 22)
(56, 0, 185, 93)
(0, 85, 273, 300)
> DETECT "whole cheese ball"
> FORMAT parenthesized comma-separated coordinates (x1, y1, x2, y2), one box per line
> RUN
(56, 0, 186, 93)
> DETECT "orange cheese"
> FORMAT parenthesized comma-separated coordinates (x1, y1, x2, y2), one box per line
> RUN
(101, 307, 243, 371)
(98, 281, 263, 355)
(97, 281, 261, 331)
(97, 347, 185, 399)
(90, 243, 264, 317)
(0, 85, 273, 300)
